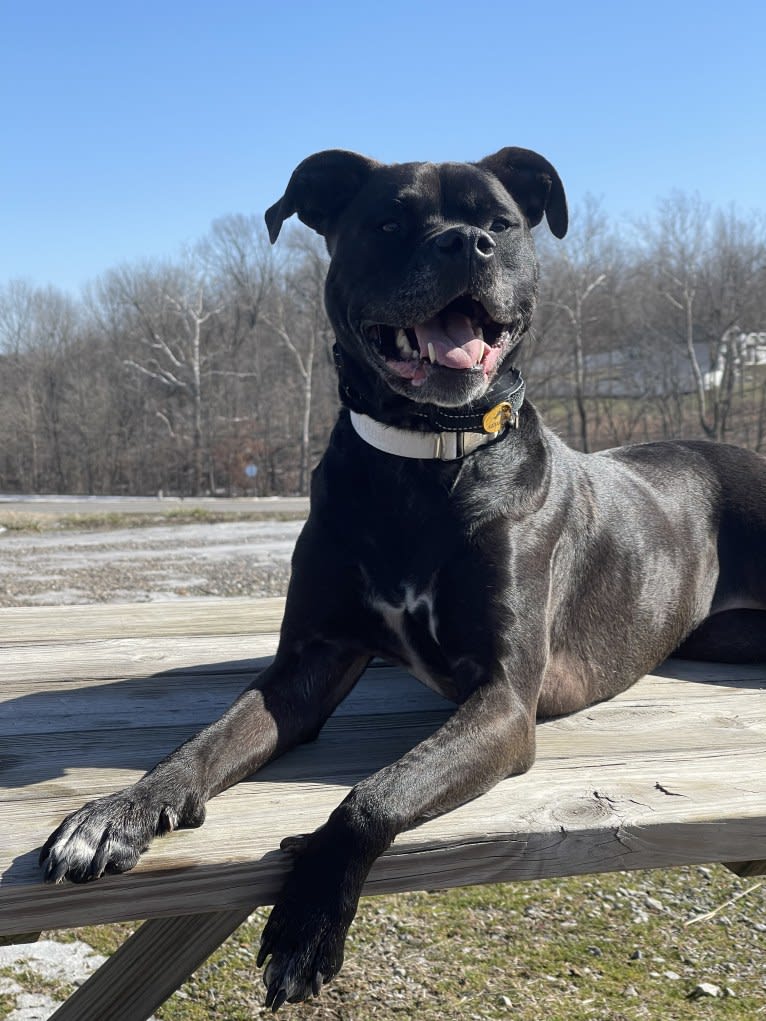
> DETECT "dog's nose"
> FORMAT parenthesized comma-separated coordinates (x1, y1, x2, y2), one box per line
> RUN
(434, 227, 496, 260)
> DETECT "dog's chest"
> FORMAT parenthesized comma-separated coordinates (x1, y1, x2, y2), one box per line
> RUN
(365, 580, 459, 699)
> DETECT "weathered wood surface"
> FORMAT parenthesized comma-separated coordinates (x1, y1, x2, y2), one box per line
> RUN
(48, 908, 254, 1021)
(2, 598, 765, 937)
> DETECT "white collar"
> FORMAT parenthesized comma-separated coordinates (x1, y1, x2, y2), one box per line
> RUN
(349, 410, 503, 460)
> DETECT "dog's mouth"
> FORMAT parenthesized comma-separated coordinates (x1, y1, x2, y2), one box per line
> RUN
(365, 297, 513, 388)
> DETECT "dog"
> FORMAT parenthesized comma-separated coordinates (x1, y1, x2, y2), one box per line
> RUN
(41, 147, 766, 1010)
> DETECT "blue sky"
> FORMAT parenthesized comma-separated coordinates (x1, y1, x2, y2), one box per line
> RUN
(3, 0, 765, 294)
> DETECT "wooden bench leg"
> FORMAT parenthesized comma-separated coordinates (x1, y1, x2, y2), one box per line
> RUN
(49, 905, 254, 1021)
(0, 932, 40, 946)
(724, 860, 766, 878)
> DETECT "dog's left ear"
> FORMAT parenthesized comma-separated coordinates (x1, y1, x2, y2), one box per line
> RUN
(265, 149, 380, 244)
(477, 147, 568, 238)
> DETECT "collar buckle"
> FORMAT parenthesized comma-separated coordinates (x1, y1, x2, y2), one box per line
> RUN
(433, 431, 466, 460)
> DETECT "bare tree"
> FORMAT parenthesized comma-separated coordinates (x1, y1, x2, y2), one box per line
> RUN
(0, 281, 84, 490)
(101, 262, 222, 494)
(2, 193, 764, 497)
(261, 230, 332, 494)
(537, 197, 617, 451)
(636, 194, 766, 441)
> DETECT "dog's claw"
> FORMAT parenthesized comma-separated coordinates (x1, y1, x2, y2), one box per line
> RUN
(279, 832, 310, 855)
(39, 785, 202, 885)
(42, 854, 71, 885)
(266, 985, 287, 1012)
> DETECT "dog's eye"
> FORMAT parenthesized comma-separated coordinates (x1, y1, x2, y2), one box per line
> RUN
(379, 221, 400, 233)
(490, 217, 512, 233)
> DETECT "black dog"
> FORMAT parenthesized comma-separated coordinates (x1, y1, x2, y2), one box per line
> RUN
(41, 147, 766, 1009)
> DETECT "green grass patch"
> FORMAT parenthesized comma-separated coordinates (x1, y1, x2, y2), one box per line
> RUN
(0, 508, 306, 534)
(55, 866, 764, 1020)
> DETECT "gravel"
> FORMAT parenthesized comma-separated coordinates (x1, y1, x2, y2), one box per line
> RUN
(0, 520, 302, 606)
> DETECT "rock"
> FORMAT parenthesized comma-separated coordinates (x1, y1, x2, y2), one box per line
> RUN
(498, 995, 513, 1008)
(0, 940, 106, 985)
(623, 985, 639, 998)
(629, 949, 642, 960)
(688, 982, 722, 1000)
(0, 941, 159, 1020)
(6, 992, 62, 1021)
(645, 896, 664, 911)
(663, 970, 681, 981)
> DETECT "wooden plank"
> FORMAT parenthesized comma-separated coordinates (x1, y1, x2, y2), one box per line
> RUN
(1, 597, 764, 937)
(0, 598, 286, 645)
(0, 665, 446, 738)
(0, 634, 280, 684)
(2, 656, 762, 736)
(3, 671, 765, 935)
(3, 767, 765, 937)
(48, 908, 253, 1021)
(2, 671, 764, 799)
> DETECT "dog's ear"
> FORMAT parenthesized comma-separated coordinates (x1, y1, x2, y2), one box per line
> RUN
(265, 150, 380, 244)
(477, 147, 568, 239)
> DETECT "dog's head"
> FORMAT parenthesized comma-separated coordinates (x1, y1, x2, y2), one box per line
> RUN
(266, 148, 567, 412)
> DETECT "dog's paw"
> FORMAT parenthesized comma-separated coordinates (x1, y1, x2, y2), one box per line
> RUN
(39, 785, 204, 883)
(278, 832, 312, 856)
(257, 898, 349, 1009)
(256, 829, 359, 1009)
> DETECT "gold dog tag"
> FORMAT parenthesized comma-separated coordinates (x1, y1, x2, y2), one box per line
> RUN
(482, 401, 515, 433)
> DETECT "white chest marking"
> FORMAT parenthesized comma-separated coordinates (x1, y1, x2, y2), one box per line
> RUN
(369, 582, 443, 690)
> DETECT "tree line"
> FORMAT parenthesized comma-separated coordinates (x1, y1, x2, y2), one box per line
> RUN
(1, 194, 765, 496)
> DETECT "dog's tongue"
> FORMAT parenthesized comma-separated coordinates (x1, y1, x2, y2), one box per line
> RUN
(414, 310, 489, 370)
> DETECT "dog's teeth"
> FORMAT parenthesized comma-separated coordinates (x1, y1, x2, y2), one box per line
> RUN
(475, 326, 484, 342)
(411, 349, 419, 360)
(428, 342, 436, 364)
(396, 329, 413, 357)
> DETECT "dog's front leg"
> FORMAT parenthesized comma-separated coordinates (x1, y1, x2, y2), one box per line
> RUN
(258, 678, 537, 1008)
(40, 643, 369, 883)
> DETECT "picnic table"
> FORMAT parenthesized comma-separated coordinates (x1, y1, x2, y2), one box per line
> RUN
(1, 597, 764, 1020)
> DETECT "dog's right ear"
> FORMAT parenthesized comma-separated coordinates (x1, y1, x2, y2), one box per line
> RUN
(265, 150, 380, 244)
(478, 147, 568, 238)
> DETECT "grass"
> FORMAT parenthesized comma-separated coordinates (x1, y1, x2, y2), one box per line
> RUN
(50, 865, 765, 1021)
(0, 507, 307, 533)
